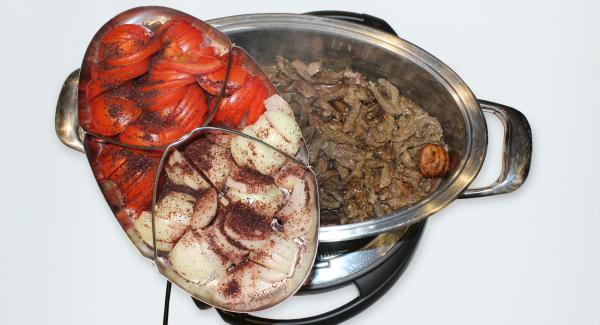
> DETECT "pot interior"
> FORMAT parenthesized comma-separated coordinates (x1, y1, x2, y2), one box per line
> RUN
(210, 14, 486, 239)
(225, 24, 466, 173)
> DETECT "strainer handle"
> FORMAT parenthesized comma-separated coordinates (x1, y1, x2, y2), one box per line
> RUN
(55, 69, 85, 153)
(460, 100, 532, 198)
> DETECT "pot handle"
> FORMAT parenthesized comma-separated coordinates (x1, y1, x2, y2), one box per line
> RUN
(55, 69, 85, 153)
(303, 11, 397, 35)
(460, 100, 532, 198)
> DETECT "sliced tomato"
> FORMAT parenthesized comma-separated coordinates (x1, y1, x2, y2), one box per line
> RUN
(119, 123, 188, 147)
(96, 24, 160, 84)
(121, 180, 154, 221)
(223, 65, 249, 89)
(218, 50, 246, 66)
(206, 95, 219, 114)
(196, 77, 221, 96)
(137, 77, 195, 93)
(162, 41, 184, 60)
(230, 77, 262, 127)
(95, 145, 128, 181)
(119, 85, 208, 147)
(86, 96, 141, 136)
(81, 66, 118, 100)
(81, 78, 108, 101)
(245, 81, 269, 125)
(188, 46, 217, 58)
(106, 39, 161, 66)
(211, 101, 235, 127)
(147, 61, 194, 82)
(158, 18, 204, 54)
(118, 124, 158, 147)
(97, 58, 150, 82)
(167, 84, 208, 125)
(90, 142, 161, 225)
(99, 24, 153, 64)
(226, 82, 253, 127)
(103, 150, 158, 222)
(143, 85, 189, 113)
(160, 55, 223, 74)
(148, 68, 193, 82)
(162, 37, 215, 61)
(211, 76, 260, 128)
(101, 24, 151, 46)
(197, 64, 248, 96)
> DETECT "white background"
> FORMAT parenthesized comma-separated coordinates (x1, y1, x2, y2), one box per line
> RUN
(1, 0, 599, 324)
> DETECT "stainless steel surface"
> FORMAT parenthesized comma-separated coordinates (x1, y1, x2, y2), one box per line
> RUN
(460, 100, 532, 198)
(55, 69, 84, 153)
(55, 13, 532, 243)
(208, 13, 507, 242)
(306, 228, 407, 288)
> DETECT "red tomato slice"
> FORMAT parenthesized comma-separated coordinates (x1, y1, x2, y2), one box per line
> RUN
(95, 145, 128, 181)
(87, 96, 142, 136)
(218, 51, 246, 66)
(167, 84, 208, 126)
(211, 76, 260, 128)
(97, 58, 150, 82)
(229, 78, 260, 127)
(119, 85, 208, 147)
(161, 55, 223, 74)
(143, 85, 189, 112)
(101, 24, 150, 45)
(137, 77, 195, 93)
(245, 80, 269, 126)
(99, 24, 152, 63)
(198, 64, 248, 96)
(97, 146, 158, 223)
(158, 18, 204, 54)
(147, 61, 194, 83)
(119, 123, 189, 147)
(106, 39, 161, 66)
(82, 79, 108, 101)
(188, 46, 218, 58)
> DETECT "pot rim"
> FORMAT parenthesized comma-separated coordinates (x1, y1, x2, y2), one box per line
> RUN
(207, 13, 487, 242)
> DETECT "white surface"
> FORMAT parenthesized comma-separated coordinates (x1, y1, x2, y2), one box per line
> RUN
(1, 0, 599, 324)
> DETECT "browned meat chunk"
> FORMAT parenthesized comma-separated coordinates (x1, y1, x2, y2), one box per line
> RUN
(418, 143, 450, 177)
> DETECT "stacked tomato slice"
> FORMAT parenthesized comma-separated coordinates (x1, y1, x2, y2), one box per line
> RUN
(80, 17, 272, 148)
(79, 16, 274, 223)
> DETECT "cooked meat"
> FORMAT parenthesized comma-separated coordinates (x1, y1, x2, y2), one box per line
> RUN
(268, 56, 449, 225)
(290, 60, 315, 80)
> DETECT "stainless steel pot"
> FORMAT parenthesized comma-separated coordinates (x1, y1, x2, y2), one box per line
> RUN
(56, 13, 531, 243)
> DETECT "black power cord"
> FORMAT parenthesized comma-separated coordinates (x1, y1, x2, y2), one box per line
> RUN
(163, 281, 172, 325)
